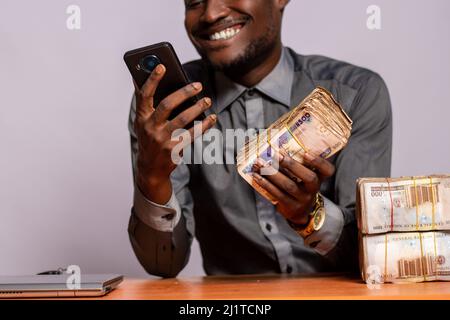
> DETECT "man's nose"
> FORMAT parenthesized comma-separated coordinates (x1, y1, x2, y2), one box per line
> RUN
(200, 0, 231, 24)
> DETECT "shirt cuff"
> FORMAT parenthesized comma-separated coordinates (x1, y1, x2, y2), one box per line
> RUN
(133, 185, 181, 232)
(303, 196, 345, 256)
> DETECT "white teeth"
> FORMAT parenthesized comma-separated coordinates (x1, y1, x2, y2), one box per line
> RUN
(209, 27, 242, 41)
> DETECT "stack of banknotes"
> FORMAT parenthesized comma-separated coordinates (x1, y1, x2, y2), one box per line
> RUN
(357, 175, 450, 283)
(236, 87, 352, 204)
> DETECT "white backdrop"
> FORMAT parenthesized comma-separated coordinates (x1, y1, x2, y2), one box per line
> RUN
(1, 0, 449, 278)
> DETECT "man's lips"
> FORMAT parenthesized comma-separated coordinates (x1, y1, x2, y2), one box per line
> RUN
(195, 18, 249, 43)
(208, 24, 243, 41)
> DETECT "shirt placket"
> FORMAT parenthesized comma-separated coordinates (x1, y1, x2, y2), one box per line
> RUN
(243, 89, 298, 274)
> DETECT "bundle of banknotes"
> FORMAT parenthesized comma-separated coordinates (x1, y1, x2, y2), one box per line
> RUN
(357, 175, 450, 283)
(236, 87, 352, 204)
(357, 175, 450, 234)
(360, 231, 450, 283)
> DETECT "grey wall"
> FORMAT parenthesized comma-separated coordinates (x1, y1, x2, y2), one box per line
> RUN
(1, 0, 449, 278)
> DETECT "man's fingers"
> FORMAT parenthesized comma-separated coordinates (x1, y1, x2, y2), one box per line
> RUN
(168, 114, 217, 164)
(252, 173, 302, 220)
(171, 114, 217, 151)
(252, 172, 288, 199)
(136, 64, 166, 120)
(279, 154, 320, 193)
(152, 82, 203, 124)
(183, 114, 218, 143)
(255, 163, 304, 200)
(141, 64, 166, 98)
(169, 97, 212, 131)
(302, 152, 335, 180)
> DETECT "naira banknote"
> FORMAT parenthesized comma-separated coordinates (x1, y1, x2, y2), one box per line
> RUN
(360, 231, 450, 283)
(357, 175, 450, 234)
(236, 87, 352, 204)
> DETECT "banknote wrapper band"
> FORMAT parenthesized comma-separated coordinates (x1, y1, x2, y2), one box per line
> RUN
(383, 176, 438, 281)
(262, 110, 310, 159)
(384, 176, 437, 231)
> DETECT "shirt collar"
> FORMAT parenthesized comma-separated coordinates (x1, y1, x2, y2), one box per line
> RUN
(212, 47, 294, 114)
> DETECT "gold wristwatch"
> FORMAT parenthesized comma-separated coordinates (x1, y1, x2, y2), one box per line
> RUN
(288, 193, 326, 239)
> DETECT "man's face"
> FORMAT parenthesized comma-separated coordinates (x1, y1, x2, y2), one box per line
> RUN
(184, 0, 287, 72)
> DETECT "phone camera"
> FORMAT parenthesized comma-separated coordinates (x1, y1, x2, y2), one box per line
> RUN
(139, 55, 161, 73)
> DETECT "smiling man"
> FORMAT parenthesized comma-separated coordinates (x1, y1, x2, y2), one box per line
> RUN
(127, 0, 392, 277)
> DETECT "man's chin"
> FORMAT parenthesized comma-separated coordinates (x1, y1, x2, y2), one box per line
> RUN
(203, 50, 246, 72)
(201, 37, 276, 75)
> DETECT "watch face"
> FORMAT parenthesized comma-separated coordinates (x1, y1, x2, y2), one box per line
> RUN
(313, 207, 326, 231)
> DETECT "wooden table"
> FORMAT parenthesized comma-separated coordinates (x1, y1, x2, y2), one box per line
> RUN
(99, 273, 450, 300)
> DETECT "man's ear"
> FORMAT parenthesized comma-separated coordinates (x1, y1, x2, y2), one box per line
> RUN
(276, 0, 290, 11)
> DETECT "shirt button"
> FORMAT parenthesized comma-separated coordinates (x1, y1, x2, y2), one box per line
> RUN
(265, 223, 272, 232)
(247, 88, 256, 96)
(286, 265, 293, 274)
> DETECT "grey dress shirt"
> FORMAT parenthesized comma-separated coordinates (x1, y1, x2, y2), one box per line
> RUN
(127, 47, 392, 277)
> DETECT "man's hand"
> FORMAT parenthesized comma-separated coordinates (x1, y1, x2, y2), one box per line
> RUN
(134, 64, 217, 204)
(252, 152, 335, 225)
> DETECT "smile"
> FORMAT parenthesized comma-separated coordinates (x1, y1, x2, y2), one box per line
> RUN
(209, 26, 242, 41)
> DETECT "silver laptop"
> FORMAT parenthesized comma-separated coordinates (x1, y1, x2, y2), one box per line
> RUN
(0, 274, 123, 298)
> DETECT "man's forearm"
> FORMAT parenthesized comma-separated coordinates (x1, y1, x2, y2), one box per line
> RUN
(128, 185, 192, 277)
(136, 168, 173, 205)
(128, 211, 191, 278)
(324, 213, 359, 273)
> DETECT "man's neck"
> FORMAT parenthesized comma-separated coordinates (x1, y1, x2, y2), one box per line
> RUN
(223, 43, 283, 88)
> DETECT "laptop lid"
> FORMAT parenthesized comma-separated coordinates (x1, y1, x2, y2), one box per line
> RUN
(0, 274, 123, 298)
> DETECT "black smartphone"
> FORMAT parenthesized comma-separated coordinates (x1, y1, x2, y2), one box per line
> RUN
(123, 42, 204, 122)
